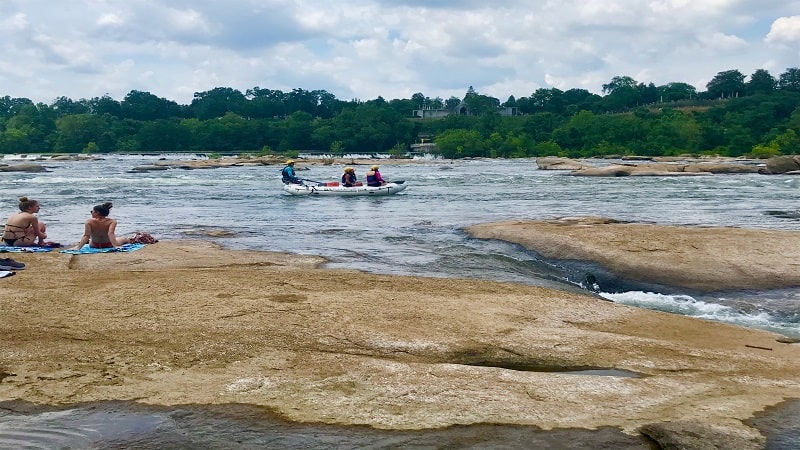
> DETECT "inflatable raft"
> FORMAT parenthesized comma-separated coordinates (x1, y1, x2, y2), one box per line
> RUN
(282, 181, 407, 196)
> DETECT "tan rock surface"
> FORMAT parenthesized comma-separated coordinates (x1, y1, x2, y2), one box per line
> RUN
(1, 238, 798, 445)
(466, 217, 800, 292)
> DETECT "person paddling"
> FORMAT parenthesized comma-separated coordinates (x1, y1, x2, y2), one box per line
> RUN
(281, 160, 302, 184)
(341, 167, 358, 187)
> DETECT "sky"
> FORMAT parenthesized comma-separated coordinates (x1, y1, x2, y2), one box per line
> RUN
(1, 0, 799, 106)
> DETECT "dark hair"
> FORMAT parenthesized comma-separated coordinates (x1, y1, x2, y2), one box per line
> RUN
(93, 202, 113, 217)
(18, 197, 39, 211)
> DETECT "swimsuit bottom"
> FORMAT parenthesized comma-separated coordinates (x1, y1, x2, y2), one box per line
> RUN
(3, 238, 17, 246)
(90, 242, 115, 249)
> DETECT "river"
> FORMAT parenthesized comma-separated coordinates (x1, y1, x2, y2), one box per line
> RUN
(2, 153, 799, 449)
(3, 153, 799, 339)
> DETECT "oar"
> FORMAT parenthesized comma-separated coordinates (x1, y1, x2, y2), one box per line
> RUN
(391, 180, 405, 184)
(301, 178, 326, 185)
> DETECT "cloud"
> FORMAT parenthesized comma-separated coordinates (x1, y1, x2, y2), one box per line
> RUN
(766, 15, 800, 44)
(0, 0, 799, 105)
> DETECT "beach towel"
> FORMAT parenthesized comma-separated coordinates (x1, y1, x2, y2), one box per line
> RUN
(0, 244, 59, 253)
(59, 243, 146, 254)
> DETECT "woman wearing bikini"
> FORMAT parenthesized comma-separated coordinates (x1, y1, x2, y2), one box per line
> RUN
(72, 202, 131, 250)
(3, 197, 47, 246)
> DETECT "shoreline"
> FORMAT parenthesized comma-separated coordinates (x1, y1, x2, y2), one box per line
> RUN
(2, 224, 800, 447)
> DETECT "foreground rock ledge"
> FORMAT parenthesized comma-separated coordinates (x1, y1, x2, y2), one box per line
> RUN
(1, 240, 798, 448)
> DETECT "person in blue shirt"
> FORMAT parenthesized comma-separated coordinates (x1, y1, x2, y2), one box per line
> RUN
(281, 160, 302, 184)
(341, 167, 357, 187)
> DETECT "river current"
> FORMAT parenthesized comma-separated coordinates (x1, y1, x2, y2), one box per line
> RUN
(2, 153, 800, 448)
(3, 153, 799, 338)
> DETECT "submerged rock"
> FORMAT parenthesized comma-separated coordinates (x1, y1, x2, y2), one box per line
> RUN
(0, 163, 48, 172)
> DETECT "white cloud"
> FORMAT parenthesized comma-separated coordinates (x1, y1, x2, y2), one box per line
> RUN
(0, 1, 798, 105)
(766, 15, 800, 44)
(97, 13, 123, 27)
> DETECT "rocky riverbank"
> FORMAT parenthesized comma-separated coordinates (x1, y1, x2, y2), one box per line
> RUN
(2, 223, 799, 448)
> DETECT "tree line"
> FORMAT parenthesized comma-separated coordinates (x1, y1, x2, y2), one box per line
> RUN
(1, 67, 799, 159)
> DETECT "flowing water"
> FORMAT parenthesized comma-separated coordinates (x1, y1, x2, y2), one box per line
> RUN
(4, 153, 799, 338)
(2, 153, 799, 448)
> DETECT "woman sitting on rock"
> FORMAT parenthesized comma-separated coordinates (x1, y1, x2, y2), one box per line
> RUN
(72, 202, 131, 250)
(2, 197, 47, 246)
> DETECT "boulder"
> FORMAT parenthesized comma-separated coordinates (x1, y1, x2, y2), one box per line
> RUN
(0, 163, 48, 172)
(571, 162, 756, 176)
(683, 163, 759, 174)
(535, 157, 594, 170)
(130, 165, 169, 172)
(570, 164, 708, 177)
(639, 421, 763, 450)
(764, 155, 800, 174)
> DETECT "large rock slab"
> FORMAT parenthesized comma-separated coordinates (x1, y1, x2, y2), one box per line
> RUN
(535, 157, 595, 170)
(568, 162, 758, 176)
(465, 217, 800, 292)
(0, 162, 48, 172)
(1, 239, 798, 448)
(764, 155, 800, 174)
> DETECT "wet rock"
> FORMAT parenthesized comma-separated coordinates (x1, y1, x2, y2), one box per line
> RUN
(683, 163, 759, 174)
(535, 157, 594, 170)
(0, 163, 48, 172)
(571, 162, 755, 176)
(639, 421, 764, 450)
(130, 165, 169, 172)
(764, 155, 800, 174)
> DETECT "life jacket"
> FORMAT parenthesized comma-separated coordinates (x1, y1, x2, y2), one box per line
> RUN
(366, 172, 381, 186)
(342, 172, 357, 186)
(281, 166, 295, 183)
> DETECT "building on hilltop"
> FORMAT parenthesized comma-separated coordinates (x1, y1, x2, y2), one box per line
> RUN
(412, 101, 518, 119)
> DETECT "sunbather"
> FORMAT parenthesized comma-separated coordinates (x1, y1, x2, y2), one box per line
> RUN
(2, 197, 47, 246)
(71, 202, 131, 250)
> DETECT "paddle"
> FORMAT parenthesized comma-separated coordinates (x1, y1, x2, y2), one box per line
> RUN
(391, 180, 405, 184)
(300, 178, 326, 185)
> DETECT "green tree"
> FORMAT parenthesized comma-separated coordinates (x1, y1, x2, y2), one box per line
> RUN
(280, 111, 314, 151)
(0, 96, 35, 119)
(0, 128, 32, 154)
(533, 140, 564, 156)
(121, 90, 183, 120)
(3, 103, 56, 152)
(657, 82, 697, 102)
(330, 140, 345, 156)
(51, 96, 90, 116)
(705, 69, 746, 99)
(771, 128, 800, 154)
(602, 76, 638, 94)
(53, 114, 108, 153)
(444, 96, 461, 109)
(89, 95, 122, 117)
(601, 76, 641, 111)
(190, 87, 246, 120)
(245, 87, 287, 119)
(435, 129, 486, 158)
(746, 69, 777, 94)
(462, 87, 500, 115)
(136, 119, 188, 152)
(778, 67, 800, 91)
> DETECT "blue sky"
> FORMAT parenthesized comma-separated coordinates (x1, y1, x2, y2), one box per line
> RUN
(1, 0, 798, 105)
